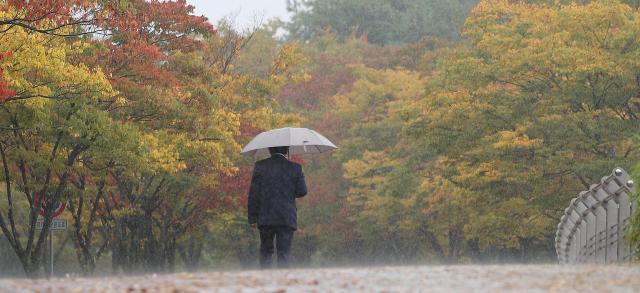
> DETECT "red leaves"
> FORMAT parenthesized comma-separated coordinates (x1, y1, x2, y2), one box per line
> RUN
(0, 52, 12, 62)
(7, 0, 65, 18)
(213, 166, 254, 211)
(239, 121, 264, 139)
(0, 51, 15, 102)
(97, 0, 214, 97)
(0, 80, 13, 102)
(5, 0, 95, 26)
(105, 0, 214, 49)
(277, 54, 356, 111)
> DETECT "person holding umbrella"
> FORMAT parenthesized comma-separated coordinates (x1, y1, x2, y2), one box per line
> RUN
(243, 127, 337, 269)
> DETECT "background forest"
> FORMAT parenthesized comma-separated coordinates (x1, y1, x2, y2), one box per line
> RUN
(1, 0, 640, 277)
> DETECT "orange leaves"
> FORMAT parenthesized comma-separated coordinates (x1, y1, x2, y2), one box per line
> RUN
(6, 0, 68, 21)
(212, 165, 255, 211)
(0, 51, 15, 102)
(97, 0, 215, 97)
(3, 0, 99, 30)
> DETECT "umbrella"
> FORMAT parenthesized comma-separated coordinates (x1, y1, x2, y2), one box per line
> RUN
(241, 127, 338, 157)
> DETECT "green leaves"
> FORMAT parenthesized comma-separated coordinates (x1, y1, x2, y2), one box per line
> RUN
(287, 0, 479, 44)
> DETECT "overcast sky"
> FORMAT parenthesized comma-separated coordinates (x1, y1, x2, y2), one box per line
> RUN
(186, 0, 291, 29)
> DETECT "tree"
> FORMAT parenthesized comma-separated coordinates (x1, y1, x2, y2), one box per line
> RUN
(334, 66, 432, 262)
(0, 7, 138, 276)
(285, 0, 640, 263)
(272, 30, 451, 263)
(403, 0, 640, 258)
(0, 0, 107, 36)
(286, 0, 478, 45)
(77, 0, 224, 273)
(186, 22, 309, 269)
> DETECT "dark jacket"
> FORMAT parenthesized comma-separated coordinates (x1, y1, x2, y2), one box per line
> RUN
(248, 154, 307, 230)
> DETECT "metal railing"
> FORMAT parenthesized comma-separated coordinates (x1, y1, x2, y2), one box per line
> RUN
(555, 167, 636, 263)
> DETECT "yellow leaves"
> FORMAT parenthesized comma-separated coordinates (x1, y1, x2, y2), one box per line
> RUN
(270, 41, 309, 87)
(419, 174, 470, 213)
(0, 18, 115, 104)
(335, 65, 425, 123)
(111, 206, 144, 219)
(344, 151, 396, 182)
(464, 197, 552, 250)
(476, 82, 519, 97)
(475, 161, 501, 180)
(464, 0, 640, 83)
(139, 133, 186, 173)
(243, 107, 302, 130)
(493, 129, 543, 150)
(343, 151, 398, 209)
(114, 96, 127, 107)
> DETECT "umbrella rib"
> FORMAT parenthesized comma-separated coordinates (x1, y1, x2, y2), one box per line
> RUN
(307, 130, 335, 154)
(309, 129, 336, 148)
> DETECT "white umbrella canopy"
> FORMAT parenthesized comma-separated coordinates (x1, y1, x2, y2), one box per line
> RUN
(241, 127, 338, 157)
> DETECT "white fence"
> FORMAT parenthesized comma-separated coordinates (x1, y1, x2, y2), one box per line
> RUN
(555, 168, 636, 263)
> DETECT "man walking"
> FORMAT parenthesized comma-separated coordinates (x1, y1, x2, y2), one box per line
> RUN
(248, 146, 307, 268)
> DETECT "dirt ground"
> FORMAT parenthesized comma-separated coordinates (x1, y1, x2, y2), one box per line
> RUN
(1, 264, 639, 293)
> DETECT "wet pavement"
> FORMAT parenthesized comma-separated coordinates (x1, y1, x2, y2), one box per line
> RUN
(1, 264, 639, 292)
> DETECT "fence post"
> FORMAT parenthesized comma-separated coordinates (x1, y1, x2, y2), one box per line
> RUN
(592, 186, 609, 263)
(580, 191, 598, 262)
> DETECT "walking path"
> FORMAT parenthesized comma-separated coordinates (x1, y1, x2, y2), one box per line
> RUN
(1, 264, 639, 292)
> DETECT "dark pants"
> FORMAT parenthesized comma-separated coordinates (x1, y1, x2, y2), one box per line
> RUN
(259, 226, 294, 269)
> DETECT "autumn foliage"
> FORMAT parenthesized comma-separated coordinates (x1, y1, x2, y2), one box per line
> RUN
(0, 51, 13, 101)
(0, 0, 306, 276)
(1, 0, 640, 277)
(278, 0, 640, 263)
